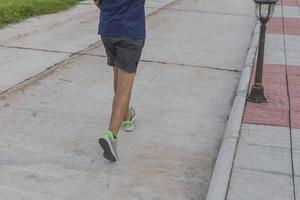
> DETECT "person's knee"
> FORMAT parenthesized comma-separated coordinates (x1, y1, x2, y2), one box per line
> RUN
(118, 68, 135, 83)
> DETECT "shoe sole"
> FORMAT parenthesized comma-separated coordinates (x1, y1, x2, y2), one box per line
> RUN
(99, 138, 117, 162)
(123, 125, 134, 132)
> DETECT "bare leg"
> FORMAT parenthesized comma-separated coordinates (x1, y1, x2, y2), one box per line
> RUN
(113, 67, 131, 121)
(109, 68, 135, 136)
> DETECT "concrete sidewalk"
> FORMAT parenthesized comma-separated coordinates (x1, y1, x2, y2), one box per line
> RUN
(207, 0, 300, 199)
(0, 0, 256, 199)
(0, 0, 174, 94)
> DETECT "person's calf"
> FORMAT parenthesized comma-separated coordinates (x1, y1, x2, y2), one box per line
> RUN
(108, 69, 135, 136)
(108, 93, 130, 136)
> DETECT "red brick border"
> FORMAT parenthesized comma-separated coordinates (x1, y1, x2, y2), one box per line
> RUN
(277, 0, 299, 6)
(267, 17, 300, 36)
(243, 64, 300, 128)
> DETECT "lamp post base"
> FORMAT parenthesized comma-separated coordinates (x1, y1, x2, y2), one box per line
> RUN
(247, 85, 267, 103)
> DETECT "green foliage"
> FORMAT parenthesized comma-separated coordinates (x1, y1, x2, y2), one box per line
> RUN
(0, 0, 82, 28)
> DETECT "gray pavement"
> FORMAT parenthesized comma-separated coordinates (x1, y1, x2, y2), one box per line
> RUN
(0, 0, 256, 199)
(223, 3, 300, 200)
(227, 124, 294, 200)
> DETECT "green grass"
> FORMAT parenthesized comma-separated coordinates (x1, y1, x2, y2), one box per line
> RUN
(0, 0, 82, 28)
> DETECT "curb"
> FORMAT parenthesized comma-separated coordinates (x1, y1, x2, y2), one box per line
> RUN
(205, 21, 260, 200)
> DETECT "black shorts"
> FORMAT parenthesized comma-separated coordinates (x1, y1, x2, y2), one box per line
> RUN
(101, 36, 145, 73)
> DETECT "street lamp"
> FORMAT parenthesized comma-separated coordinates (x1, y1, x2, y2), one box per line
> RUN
(247, 0, 278, 103)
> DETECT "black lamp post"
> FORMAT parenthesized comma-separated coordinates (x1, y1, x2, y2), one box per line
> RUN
(247, 0, 278, 103)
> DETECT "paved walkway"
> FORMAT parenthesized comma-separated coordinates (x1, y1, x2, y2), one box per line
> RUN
(0, 0, 256, 199)
(0, 0, 173, 94)
(226, 0, 300, 199)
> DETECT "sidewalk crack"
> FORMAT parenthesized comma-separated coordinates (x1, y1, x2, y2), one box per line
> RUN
(140, 59, 242, 73)
(0, 45, 73, 54)
(235, 166, 293, 177)
(155, 7, 255, 18)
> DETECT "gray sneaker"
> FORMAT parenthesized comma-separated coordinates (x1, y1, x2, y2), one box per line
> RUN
(99, 130, 118, 162)
(122, 107, 136, 132)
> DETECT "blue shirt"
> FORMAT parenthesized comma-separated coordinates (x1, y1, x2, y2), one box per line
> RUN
(99, 0, 146, 39)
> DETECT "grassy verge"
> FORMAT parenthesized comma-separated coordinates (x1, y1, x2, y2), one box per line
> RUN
(0, 0, 82, 28)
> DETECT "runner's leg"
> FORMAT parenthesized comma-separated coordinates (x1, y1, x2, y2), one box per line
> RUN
(109, 68, 135, 136)
(113, 67, 131, 121)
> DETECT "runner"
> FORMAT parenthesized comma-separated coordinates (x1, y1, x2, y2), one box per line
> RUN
(94, 0, 146, 162)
